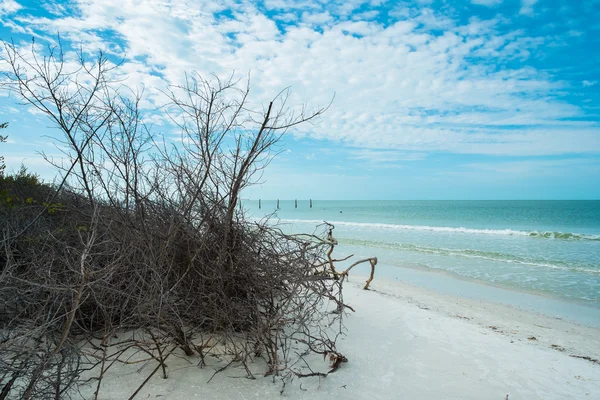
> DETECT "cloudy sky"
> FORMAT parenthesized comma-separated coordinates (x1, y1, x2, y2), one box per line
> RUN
(1, 0, 599, 199)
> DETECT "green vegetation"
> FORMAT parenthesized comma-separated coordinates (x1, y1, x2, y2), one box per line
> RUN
(0, 166, 50, 207)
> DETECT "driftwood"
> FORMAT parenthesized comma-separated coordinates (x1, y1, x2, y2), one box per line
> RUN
(338, 257, 378, 290)
(322, 223, 378, 289)
(323, 256, 379, 289)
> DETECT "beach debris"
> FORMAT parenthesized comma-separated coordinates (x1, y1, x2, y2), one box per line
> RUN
(569, 355, 600, 365)
(327, 352, 349, 372)
(551, 344, 565, 352)
(487, 325, 507, 334)
(528, 336, 537, 341)
(534, 324, 551, 329)
(334, 256, 378, 289)
(322, 222, 378, 289)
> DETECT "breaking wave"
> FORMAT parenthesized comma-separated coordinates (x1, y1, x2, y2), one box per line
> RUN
(277, 219, 600, 241)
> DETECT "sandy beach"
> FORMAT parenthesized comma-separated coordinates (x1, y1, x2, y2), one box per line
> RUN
(3, 0, 600, 398)
(82, 273, 600, 400)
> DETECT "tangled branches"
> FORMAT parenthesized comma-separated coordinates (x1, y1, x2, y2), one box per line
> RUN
(0, 40, 374, 398)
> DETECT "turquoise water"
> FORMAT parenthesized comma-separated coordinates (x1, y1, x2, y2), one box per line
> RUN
(246, 200, 600, 309)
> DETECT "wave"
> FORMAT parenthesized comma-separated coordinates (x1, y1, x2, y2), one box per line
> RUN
(527, 231, 600, 241)
(340, 238, 600, 275)
(276, 219, 600, 241)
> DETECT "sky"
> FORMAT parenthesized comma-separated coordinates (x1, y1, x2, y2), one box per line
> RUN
(0, 0, 599, 200)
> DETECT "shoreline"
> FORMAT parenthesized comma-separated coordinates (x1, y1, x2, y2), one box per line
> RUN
(347, 274, 600, 362)
(79, 275, 600, 399)
(335, 277, 600, 399)
(266, 213, 600, 314)
(336, 256, 600, 328)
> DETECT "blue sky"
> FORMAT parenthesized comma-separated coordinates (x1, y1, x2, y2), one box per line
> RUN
(0, 0, 599, 199)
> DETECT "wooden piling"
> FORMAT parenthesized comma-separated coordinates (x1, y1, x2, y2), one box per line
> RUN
(259, 199, 261, 209)
(295, 199, 297, 208)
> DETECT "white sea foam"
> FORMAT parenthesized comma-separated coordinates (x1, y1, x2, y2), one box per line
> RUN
(275, 219, 600, 241)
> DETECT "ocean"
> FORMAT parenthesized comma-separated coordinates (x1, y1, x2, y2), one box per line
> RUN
(245, 200, 600, 314)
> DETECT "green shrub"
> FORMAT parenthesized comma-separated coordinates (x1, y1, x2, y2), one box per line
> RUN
(0, 166, 53, 208)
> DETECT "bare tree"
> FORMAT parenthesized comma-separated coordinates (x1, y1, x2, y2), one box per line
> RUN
(0, 39, 375, 398)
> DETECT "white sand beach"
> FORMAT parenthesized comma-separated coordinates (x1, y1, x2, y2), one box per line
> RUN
(4, 1, 600, 398)
(83, 274, 600, 400)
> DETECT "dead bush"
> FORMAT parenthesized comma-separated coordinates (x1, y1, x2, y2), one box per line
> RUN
(0, 40, 373, 398)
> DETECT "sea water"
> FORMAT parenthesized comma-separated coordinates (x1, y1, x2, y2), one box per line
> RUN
(245, 200, 600, 316)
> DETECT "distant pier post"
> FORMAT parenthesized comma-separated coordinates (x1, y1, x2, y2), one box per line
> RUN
(310, 199, 312, 208)
(277, 199, 280, 209)
(295, 199, 297, 208)
(259, 199, 261, 209)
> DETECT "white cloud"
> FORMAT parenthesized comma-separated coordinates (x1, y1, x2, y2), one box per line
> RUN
(583, 80, 598, 87)
(2, 0, 598, 158)
(351, 149, 427, 163)
(519, 0, 538, 16)
(301, 11, 333, 26)
(0, 0, 21, 16)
